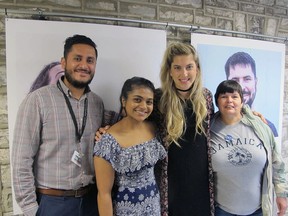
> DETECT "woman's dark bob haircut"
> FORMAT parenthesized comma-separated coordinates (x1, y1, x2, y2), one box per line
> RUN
(214, 80, 243, 107)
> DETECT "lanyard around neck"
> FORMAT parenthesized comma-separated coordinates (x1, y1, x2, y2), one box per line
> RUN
(57, 80, 88, 142)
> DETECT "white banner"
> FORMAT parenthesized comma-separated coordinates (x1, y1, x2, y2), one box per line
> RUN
(6, 18, 166, 214)
(191, 33, 285, 149)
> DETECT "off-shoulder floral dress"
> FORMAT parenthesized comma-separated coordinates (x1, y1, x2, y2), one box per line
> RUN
(94, 133, 167, 216)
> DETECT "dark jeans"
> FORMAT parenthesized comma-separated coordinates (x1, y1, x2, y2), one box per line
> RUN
(36, 185, 98, 216)
(215, 206, 263, 216)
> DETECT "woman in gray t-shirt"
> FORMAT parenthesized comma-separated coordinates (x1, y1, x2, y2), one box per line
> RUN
(210, 80, 287, 216)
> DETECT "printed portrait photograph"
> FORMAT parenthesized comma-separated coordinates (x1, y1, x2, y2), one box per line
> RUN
(191, 33, 285, 141)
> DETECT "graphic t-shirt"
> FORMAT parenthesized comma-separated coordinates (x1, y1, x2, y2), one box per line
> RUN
(211, 118, 267, 215)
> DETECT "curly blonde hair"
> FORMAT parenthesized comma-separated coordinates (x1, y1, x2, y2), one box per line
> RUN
(159, 42, 207, 146)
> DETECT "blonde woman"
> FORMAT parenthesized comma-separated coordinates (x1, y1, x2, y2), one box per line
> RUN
(148, 42, 215, 216)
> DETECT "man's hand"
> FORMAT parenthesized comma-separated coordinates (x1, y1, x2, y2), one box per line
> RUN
(276, 197, 287, 216)
(95, 125, 110, 142)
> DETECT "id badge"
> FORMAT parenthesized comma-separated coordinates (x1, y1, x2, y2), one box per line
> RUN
(71, 150, 82, 167)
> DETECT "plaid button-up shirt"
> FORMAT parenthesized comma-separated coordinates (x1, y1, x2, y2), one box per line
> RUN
(12, 79, 104, 216)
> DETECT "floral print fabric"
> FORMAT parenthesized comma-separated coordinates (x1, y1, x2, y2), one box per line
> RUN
(94, 133, 166, 216)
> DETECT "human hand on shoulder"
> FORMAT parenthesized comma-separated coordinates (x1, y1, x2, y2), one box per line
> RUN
(95, 125, 110, 141)
(252, 110, 268, 124)
(276, 197, 287, 216)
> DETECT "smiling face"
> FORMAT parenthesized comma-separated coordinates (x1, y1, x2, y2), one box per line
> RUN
(228, 64, 257, 107)
(61, 43, 97, 89)
(170, 54, 198, 91)
(122, 86, 154, 122)
(217, 91, 243, 119)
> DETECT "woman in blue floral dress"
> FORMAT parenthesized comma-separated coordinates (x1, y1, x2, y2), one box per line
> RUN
(94, 77, 166, 216)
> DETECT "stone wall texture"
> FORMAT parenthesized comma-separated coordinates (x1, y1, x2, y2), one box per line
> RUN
(0, 0, 287, 215)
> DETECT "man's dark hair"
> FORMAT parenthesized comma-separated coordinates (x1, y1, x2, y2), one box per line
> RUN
(225, 52, 256, 78)
(63, 34, 98, 59)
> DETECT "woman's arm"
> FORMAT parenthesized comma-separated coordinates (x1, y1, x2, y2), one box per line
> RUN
(94, 156, 115, 216)
(269, 128, 288, 215)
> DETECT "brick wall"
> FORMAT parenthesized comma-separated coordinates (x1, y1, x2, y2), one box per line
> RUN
(0, 0, 287, 215)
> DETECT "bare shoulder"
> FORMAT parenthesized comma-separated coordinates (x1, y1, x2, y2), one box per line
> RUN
(106, 122, 121, 134)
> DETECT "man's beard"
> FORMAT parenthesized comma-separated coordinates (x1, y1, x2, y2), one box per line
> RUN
(245, 98, 253, 107)
(64, 70, 93, 89)
(244, 92, 256, 108)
